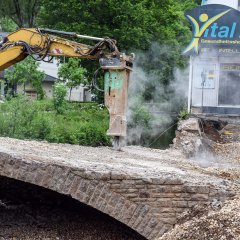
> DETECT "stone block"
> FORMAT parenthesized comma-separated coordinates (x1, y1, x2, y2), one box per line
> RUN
(184, 185, 210, 194)
(121, 203, 138, 224)
(110, 184, 121, 189)
(136, 184, 146, 189)
(155, 224, 173, 238)
(112, 197, 126, 217)
(110, 172, 128, 180)
(148, 222, 164, 240)
(139, 191, 150, 198)
(164, 178, 183, 185)
(172, 201, 188, 208)
(191, 193, 209, 201)
(171, 186, 184, 193)
(152, 193, 175, 198)
(61, 172, 76, 194)
(156, 199, 173, 207)
(69, 176, 83, 196)
(128, 205, 150, 227)
(124, 193, 139, 198)
(174, 193, 192, 199)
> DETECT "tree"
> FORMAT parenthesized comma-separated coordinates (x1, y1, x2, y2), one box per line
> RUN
(5, 57, 45, 99)
(0, 0, 41, 28)
(58, 58, 87, 100)
(37, 0, 201, 112)
(52, 82, 67, 114)
(38, 0, 196, 86)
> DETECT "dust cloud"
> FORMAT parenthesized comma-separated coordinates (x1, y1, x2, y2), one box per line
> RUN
(127, 43, 189, 147)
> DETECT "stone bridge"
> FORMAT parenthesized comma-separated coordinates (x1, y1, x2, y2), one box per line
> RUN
(0, 137, 237, 240)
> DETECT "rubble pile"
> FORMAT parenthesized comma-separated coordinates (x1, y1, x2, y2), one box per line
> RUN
(159, 196, 240, 240)
(169, 117, 240, 240)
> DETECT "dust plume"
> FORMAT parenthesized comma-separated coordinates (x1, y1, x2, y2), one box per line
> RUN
(127, 43, 189, 148)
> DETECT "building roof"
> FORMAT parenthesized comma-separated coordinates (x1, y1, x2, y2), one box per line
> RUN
(44, 74, 57, 82)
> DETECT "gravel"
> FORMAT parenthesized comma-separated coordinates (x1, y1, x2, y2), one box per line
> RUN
(159, 196, 240, 240)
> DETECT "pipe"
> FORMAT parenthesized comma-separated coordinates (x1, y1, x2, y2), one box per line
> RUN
(39, 28, 104, 41)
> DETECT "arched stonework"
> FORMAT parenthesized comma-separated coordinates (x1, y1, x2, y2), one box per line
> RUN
(0, 152, 236, 240)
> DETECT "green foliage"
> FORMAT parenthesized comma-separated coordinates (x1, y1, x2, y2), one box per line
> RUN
(0, 17, 17, 31)
(0, 0, 41, 27)
(58, 58, 88, 99)
(0, 96, 51, 139)
(52, 82, 67, 114)
(178, 104, 189, 121)
(5, 57, 45, 99)
(0, 97, 110, 146)
(38, 0, 196, 51)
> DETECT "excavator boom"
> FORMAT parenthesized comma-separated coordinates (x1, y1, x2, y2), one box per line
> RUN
(0, 28, 134, 150)
(0, 28, 120, 70)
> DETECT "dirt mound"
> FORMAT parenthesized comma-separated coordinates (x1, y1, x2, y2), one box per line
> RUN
(159, 196, 240, 240)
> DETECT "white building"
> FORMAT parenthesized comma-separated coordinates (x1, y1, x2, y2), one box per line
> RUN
(188, 0, 240, 115)
(201, 0, 239, 9)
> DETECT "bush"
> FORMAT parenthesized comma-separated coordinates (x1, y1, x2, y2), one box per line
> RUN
(52, 82, 67, 114)
(0, 97, 110, 146)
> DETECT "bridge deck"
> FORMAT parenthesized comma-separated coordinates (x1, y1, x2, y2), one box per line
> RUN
(0, 137, 235, 184)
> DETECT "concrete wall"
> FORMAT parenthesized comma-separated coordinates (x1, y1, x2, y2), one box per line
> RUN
(17, 82, 54, 98)
(42, 82, 54, 98)
(67, 86, 92, 102)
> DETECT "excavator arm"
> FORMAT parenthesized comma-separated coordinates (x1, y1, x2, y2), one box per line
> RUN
(0, 28, 134, 150)
(0, 28, 120, 70)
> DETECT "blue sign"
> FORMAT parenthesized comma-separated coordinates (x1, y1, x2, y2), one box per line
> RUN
(184, 4, 240, 56)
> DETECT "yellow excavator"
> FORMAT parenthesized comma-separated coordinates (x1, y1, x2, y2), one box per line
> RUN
(0, 28, 134, 150)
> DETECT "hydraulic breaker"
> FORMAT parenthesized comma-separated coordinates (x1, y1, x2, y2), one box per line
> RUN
(100, 54, 134, 150)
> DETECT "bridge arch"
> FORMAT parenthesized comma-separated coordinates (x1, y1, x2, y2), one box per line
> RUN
(0, 153, 167, 240)
(0, 151, 235, 240)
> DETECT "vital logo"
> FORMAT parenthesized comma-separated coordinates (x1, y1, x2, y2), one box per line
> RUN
(183, 4, 240, 56)
(184, 9, 231, 54)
